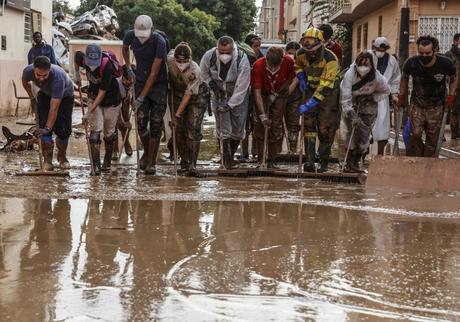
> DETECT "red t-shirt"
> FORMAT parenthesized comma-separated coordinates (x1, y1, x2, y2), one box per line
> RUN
(327, 40, 344, 67)
(252, 55, 296, 94)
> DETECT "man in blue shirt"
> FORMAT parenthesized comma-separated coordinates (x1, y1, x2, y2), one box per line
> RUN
(122, 15, 168, 175)
(28, 32, 58, 65)
(22, 56, 74, 171)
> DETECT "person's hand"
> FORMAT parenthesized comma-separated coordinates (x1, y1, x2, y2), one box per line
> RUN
(297, 72, 308, 92)
(391, 93, 399, 104)
(447, 95, 456, 110)
(127, 67, 136, 83)
(169, 118, 178, 128)
(259, 113, 271, 127)
(299, 98, 319, 114)
(348, 110, 361, 127)
(216, 102, 231, 113)
(34, 127, 51, 138)
(82, 113, 89, 126)
(209, 80, 224, 98)
(132, 96, 144, 112)
(175, 111, 182, 119)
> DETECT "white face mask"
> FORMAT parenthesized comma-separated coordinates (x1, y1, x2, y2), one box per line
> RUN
(219, 54, 232, 65)
(89, 66, 97, 72)
(357, 66, 371, 76)
(375, 51, 385, 58)
(176, 62, 190, 72)
(137, 36, 149, 44)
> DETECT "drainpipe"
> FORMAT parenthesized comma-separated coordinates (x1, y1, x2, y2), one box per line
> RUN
(1, 0, 5, 16)
(278, 0, 285, 40)
(399, 0, 410, 66)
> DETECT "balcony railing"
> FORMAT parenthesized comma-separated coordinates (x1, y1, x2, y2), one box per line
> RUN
(329, 0, 351, 18)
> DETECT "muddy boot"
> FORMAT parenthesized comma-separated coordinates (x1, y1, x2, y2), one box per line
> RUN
(223, 139, 234, 169)
(317, 158, 329, 173)
(267, 143, 281, 169)
(251, 136, 258, 160)
(303, 138, 316, 172)
(55, 138, 70, 170)
(112, 132, 119, 161)
(187, 140, 200, 176)
(288, 132, 298, 154)
(240, 136, 249, 160)
(377, 140, 388, 156)
(120, 127, 133, 156)
(144, 138, 159, 175)
(230, 139, 240, 168)
(90, 143, 102, 176)
(41, 140, 54, 171)
(139, 135, 150, 171)
(179, 159, 189, 174)
(346, 151, 365, 173)
(102, 134, 116, 173)
(124, 135, 133, 156)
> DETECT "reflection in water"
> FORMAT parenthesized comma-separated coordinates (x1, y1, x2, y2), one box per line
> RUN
(0, 199, 459, 321)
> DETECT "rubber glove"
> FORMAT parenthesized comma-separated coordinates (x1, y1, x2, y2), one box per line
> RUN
(297, 72, 308, 92)
(299, 97, 319, 114)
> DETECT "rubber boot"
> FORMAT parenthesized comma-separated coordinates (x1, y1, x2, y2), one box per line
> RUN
(303, 138, 316, 172)
(102, 135, 115, 173)
(112, 132, 119, 161)
(90, 143, 102, 176)
(267, 143, 281, 169)
(41, 140, 54, 171)
(353, 152, 365, 173)
(317, 157, 329, 173)
(55, 138, 70, 170)
(139, 135, 150, 171)
(223, 139, 233, 169)
(377, 140, 388, 156)
(345, 151, 365, 173)
(230, 139, 240, 168)
(251, 136, 258, 160)
(144, 138, 159, 175)
(188, 140, 200, 176)
(240, 136, 249, 161)
(122, 127, 133, 156)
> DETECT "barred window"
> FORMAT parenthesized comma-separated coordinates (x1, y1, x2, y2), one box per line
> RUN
(24, 11, 32, 43)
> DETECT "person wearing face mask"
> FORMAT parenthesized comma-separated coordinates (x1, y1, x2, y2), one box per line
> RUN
(284, 41, 302, 153)
(200, 36, 251, 169)
(122, 15, 168, 175)
(318, 24, 343, 69)
(445, 33, 460, 140)
(166, 42, 207, 175)
(399, 36, 457, 157)
(251, 47, 297, 168)
(74, 44, 122, 175)
(22, 56, 74, 171)
(295, 27, 341, 173)
(28, 32, 58, 65)
(370, 37, 401, 155)
(340, 52, 390, 173)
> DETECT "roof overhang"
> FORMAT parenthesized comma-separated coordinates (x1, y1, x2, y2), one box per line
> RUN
(330, 0, 394, 23)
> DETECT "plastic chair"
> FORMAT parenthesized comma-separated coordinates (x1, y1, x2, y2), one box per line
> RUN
(12, 80, 30, 116)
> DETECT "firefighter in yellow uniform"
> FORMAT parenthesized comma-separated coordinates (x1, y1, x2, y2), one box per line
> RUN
(295, 27, 340, 172)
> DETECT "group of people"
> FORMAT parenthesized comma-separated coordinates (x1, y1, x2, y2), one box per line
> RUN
(20, 14, 459, 176)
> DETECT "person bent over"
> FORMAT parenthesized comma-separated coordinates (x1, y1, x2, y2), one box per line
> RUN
(22, 56, 74, 171)
(340, 52, 390, 172)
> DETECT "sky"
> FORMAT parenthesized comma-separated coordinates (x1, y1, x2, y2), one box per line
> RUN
(68, 0, 81, 10)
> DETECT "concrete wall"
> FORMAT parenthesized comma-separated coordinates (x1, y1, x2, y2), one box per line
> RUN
(0, 0, 52, 116)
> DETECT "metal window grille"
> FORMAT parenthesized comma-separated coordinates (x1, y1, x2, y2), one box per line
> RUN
(419, 16, 460, 53)
(24, 11, 32, 43)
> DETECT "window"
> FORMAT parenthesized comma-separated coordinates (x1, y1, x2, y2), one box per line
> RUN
(357, 25, 362, 52)
(24, 11, 32, 43)
(32, 10, 41, 33)
(378, 16, 383, 36)
(1, 35, 6, 50)
(363, 23, 368, 50)
(419, 16, 460, 53)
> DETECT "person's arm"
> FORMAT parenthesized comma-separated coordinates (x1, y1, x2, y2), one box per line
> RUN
(388, 57, 402, 95)
(89, 64, 114, 112)
(139, 58, 163, 98)
(227, 55, 251, 108)
(199, 50, 212, 85)
(254, 88, 265, 115)
(175, 93, 192, 118)
(449, 74, 458, 97)
(176, 65, 201, 118)
(22, 78, 34, 99)
(398, 74, 409, 107)
(122, 45, 131, 69)
(339, 69, 354, 115)
(312, 58, 340, 102)
(288, 78, 299, 96)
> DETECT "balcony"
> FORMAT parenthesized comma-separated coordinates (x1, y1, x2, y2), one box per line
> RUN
(329, 0, 394, 23)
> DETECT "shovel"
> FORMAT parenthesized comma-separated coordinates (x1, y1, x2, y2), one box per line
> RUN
(435, 107, 449, 158)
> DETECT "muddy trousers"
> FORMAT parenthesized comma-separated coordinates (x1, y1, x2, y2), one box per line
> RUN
(409, 103, 443, 157)
(253, 95, 286, 166)
(285, 89, 302, 153)
(302, 89, 340, 170)
(113, 98, 133, 158)
(135, 82, 167, 174)
(240, 93, 255, 159)
(450, 96, 460, 139)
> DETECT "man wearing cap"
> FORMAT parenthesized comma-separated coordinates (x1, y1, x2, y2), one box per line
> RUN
(370, 37, 401, 155)
(22, 56, 74, 171)
(166, 42, 208, 175)
(122, 15, 168, 175)
(200, 36, 251, 169)
(75, 44, 122, 175)
(295, 27, 340, 173)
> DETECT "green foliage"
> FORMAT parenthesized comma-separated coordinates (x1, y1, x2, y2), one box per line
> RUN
(335, 23, 353, 68)
(176, 0, 257, 41)
(52, 0, 74, 15)
(113, 0, 218, 59)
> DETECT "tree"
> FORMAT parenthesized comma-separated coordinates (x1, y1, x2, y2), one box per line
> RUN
(53, 0, 74, 15)
(113, 0, 219, 59)
(176, 0, 257, 41)
(76, 0, 114, 15)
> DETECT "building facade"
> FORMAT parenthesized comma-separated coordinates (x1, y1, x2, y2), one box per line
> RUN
(0, 0, 52, 116)
(329, 0, 460, 60)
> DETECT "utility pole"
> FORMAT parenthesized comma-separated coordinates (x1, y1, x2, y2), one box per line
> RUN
(399, 0, 410, 66)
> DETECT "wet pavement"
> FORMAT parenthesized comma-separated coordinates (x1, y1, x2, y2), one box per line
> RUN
(1, 115, 460, 321)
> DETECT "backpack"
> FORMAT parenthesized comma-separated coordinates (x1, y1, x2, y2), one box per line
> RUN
(155, 29, 171, 52)
(210, 47, 246, 70)
(99, 51, 123, 78)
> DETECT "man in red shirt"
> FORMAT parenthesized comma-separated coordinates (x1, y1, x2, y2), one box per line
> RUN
(252, 47, 298, 167)
(319, 24, 344, 68)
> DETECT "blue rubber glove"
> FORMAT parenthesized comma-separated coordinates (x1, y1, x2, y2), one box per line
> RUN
(299, 97, 319, 114)
(297, 72, 308, 92)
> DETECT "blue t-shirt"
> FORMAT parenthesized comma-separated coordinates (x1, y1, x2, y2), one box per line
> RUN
(22, 64, 74, 99)
(123, 30, 167, 85)
(28, 44, 58, 65)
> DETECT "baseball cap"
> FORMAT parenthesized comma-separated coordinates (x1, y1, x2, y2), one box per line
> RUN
(85, 43, 102, 68)
(374, 37, 390, 49)
(134, 15, 153, 38)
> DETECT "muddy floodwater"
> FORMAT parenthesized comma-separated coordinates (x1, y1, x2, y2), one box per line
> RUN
(0, 198, 459, 322)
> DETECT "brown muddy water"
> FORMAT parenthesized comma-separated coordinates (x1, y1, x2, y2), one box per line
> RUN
(0, 199, 459, 322)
